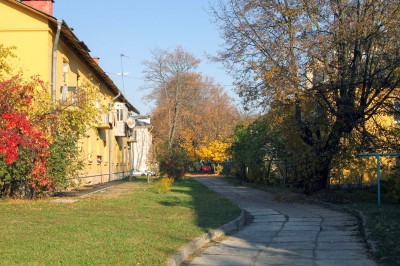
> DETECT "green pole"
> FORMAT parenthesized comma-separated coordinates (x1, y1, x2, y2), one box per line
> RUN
(377, 155, 381, 208)
(358, 152, 400, 208)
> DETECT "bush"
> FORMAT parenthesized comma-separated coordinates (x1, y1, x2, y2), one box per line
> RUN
(158, 145, 188, 179)
(153, 175, 174, 193)
(215, 164, 223, 175)
(382, 171, 400, 203)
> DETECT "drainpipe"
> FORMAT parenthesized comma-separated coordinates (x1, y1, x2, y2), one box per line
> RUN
(108, 92, 121, 181)
(52, 20, 63, 110)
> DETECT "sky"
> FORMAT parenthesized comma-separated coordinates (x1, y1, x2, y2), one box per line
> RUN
(53, 0, 238, 115)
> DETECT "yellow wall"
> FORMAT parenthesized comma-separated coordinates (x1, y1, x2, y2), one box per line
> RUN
(330, 103, 398, 186)
(0, 0, 51, 80)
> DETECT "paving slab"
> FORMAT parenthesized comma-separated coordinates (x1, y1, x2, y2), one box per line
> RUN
(184, 177, 377, 266)
(315, 259, 377, 266)
(189, 254, 254, 266)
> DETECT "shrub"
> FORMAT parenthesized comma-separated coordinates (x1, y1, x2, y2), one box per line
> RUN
(158, 145, 188, 179)
(382, 171, 400, 203)
(153, 175, 174, 193)
(215, 164, 223, 175)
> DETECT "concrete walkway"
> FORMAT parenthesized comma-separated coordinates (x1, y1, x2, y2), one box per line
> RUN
(186, 177, 376, 266)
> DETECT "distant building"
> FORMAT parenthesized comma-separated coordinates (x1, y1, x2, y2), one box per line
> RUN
(131, 116, 154, 172)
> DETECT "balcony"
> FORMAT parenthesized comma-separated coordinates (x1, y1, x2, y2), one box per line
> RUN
(96, 113, 110, 129)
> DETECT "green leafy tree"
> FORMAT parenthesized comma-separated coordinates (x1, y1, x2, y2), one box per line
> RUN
(230, 116, 289, 184)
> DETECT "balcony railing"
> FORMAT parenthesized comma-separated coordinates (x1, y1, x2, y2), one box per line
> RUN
(96, 113, 110, 129)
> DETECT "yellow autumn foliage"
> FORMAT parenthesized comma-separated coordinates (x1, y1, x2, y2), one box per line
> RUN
(196, 139, 232, 163)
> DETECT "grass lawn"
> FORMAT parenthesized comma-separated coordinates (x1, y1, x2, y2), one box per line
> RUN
(0, 178, 241, 265)
(350, 203, 400, 266)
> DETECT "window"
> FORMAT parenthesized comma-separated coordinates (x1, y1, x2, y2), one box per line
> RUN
(69, 86, 77, 104)
(63, 61, 69, 83)
(117, 108, 123, 121)
(116, 107, 123, 122)
(87, 136, 93, 163)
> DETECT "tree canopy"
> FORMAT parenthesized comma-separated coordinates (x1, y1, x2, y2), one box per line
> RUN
(143, 46, 239, 177)
(211, 0, 400, 193)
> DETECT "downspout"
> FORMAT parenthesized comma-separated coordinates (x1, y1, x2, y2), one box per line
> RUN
(52, 20, 63, 110)
(108, 92, 121, 181)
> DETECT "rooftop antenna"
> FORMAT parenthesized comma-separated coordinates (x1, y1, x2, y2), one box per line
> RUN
(117, 53, 130, 94)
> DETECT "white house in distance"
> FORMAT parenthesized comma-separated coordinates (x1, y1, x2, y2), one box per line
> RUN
(129, 115, 154, 172)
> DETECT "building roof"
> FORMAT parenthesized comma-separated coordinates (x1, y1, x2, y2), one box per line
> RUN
(8, 0, 140, 114)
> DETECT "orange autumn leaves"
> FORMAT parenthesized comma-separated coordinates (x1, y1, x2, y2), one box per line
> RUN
(144, 47, 239, 166)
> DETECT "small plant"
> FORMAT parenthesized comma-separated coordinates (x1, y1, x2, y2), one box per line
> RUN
(215, 164, 223, 175)
(382, 170, 400, 203)
(153, 174, 174, 193)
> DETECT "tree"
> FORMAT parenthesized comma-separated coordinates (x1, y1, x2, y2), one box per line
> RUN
(196, 139, 231, 164)
(180, 83, 239, 163)
(143, 46, 240, 177)
(211, 0, 400, 193)
(143, 46, 201, 151)
(229, 115, 289, 184)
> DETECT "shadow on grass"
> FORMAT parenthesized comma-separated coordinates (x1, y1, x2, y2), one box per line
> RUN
(158, 177, 241, 230)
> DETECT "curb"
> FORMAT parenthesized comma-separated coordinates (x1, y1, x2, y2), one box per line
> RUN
(166, 210, 247, 266)
(310, 200, 378, 255)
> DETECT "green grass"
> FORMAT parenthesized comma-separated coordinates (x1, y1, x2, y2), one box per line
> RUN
(346, 203, 400, 266)
(0, 178, 240, 265)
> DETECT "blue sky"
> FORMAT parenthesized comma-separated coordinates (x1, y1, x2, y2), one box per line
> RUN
(53, 1, 237, 115)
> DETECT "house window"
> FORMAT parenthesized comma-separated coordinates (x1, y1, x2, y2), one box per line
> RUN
(116, 107, 123, 122)
(69, 86, 77, 104)
(87, 136, 94, 163)
(394, 99, 400, 124)
(63, 61, 69, 83)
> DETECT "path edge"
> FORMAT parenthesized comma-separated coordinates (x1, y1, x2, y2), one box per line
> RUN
(166, 209, 247, 266)
(311, 200, 378, 256)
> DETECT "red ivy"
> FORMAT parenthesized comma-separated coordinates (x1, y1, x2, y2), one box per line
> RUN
(0, 76, 52, 191)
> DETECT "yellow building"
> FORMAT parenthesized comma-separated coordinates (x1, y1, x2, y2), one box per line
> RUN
(0, 0, 142, 185)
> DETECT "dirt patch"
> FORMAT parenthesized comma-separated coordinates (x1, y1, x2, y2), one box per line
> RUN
(274, 192, 308, 203)
(53, 180, 143, 199)
(52, 198, 79, 204)
(93, 182, 143, 199)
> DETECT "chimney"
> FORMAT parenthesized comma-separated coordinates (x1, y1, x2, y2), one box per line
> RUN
(92, 57, 100, 64)
(21, 0, 54, 16)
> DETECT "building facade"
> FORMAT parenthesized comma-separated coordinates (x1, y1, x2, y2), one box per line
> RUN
(0, 0, 151, 186)
(131, 116, 154, 172)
